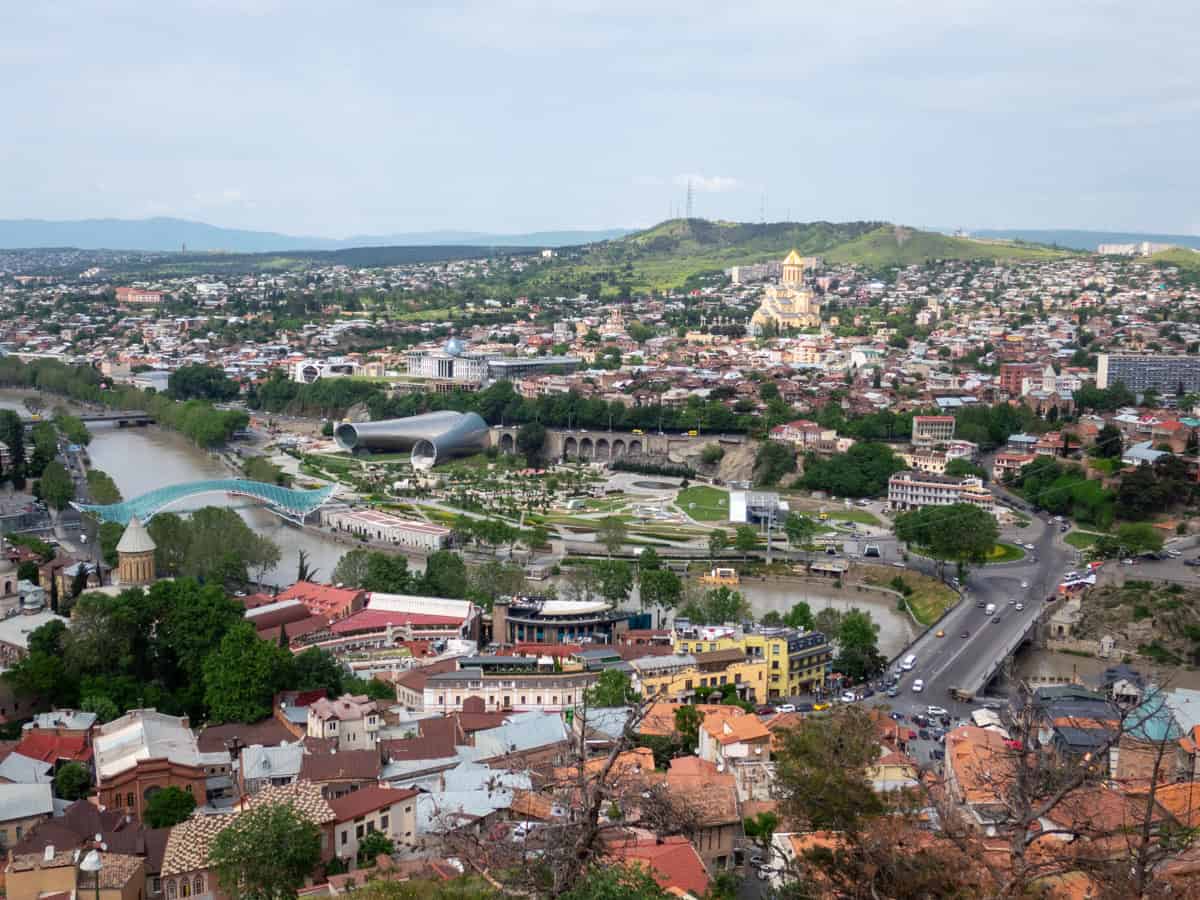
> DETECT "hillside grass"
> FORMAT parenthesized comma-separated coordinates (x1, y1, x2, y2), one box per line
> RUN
(860, 565, 958, 626)
(1065, 531, 1104, 549)
(986, 542, 1027, 563)
(825, 225, 1073, 267)
(1138, 247, 1200, 271)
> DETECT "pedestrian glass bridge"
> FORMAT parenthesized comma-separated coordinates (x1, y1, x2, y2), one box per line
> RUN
(72, 479, 337, 525)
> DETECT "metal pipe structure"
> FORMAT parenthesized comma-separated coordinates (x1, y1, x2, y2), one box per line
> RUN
(334, 411, 489, 469)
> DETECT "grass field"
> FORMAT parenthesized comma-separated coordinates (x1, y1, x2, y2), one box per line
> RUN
(1065, 531, 1103, 549)
(986, 542, 1027, 563)
(823, 508, 883, 526)
(861, 565, 958, 627)
(675, 485, 730, 521)
(826, 225, 1073, 267)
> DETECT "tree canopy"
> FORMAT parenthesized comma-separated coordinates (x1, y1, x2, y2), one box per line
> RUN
(210, 801, 322, 900)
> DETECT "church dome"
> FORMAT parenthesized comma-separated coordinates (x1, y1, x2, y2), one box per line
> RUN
(116, 515, 156, 554)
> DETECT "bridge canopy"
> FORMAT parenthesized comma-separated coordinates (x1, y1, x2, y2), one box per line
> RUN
(73, 478, 336, 525)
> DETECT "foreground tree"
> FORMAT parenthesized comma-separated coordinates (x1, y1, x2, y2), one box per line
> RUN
(144, 785, 196, 828)
(203, 622, 293, 723)
(53, 761, 91, 801)
(210, 801, 321, 900)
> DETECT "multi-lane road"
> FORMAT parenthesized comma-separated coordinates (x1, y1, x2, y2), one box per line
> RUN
(864, 504, 1076, 724)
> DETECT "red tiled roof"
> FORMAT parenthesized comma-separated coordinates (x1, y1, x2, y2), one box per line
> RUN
(277, 581, 364, 619)
(607, 834, 709, 897)
(328, 785, 418, 822)
(256, 614, 330, 644)
(14, 731, 91, 764)
(330, 610, 463, 634)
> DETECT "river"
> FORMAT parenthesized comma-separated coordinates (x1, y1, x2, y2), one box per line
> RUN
(0, 391, 922, 649)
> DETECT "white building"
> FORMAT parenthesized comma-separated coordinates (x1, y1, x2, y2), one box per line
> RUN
(307, 694, 381, 751)
(322, 507, 450, 552)
(887, 471, 994, 515)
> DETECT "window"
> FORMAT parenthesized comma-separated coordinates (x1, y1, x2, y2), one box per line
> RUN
(342, 830, 348, 846)
(0, 829, 7, 847)
(536, 696, 542, 705)
(14, 826, 20, 839)
(127, 792, 135, 808)
(115, 792, 123, 807)
(193, 876, 204, 895)
(380, 814, 389, 830)
(167, 880, 177, 900)
(357, 824, 365, 839)
(152, 877, 161, 895)
(181, 878, 191, 898)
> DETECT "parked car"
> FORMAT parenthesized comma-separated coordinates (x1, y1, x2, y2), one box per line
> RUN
(886, 686, 900, 698)
(1185, 559, 1200, 568)
(912, 680, 925, 693)
(912, 713, 931, 727)
(918, 729, 931, 741)
(927, 705, 949, 718)
(755, 706, 777, 715)
(1015, 603, 1025, 611)
(889, 711, 905, 721)
(840, 691, 857, 704)
(777, 703, 797, 713)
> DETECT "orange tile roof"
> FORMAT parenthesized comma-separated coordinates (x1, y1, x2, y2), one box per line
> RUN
(637, 703, 729, 737)
(701, 708, 770, 745)
(608, 834, 709, 897)
(945, 726, 1014, 806)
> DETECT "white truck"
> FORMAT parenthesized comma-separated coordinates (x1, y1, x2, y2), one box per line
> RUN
(985, 603, 996, 616)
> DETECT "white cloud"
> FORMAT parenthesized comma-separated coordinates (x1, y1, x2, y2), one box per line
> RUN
(193, 188, 248, 207)
(672, 173, 740, 193)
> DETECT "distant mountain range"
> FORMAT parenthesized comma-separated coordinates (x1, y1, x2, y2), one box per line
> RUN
(970, 228, 1200, 252)
(0, 217, 634, 252)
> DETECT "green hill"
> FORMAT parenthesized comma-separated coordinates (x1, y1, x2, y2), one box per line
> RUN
(1137, 247, 1200, 271)
(824, 225, 1074, 267)
(521, 219, 882, 295)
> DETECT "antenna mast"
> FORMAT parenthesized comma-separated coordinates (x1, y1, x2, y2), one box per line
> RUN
(686, 179, 694, 220)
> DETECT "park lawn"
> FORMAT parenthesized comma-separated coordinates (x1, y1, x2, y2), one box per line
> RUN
(860, 565, 958, 627)
(1065, 531, 1103, 549)
(824, 508, 882, 526)
(986, 542, 1026, 564)
(676, 485, 730, 521)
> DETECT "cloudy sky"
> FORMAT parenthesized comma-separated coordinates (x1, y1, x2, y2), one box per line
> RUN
(2, 1, 1196, 236)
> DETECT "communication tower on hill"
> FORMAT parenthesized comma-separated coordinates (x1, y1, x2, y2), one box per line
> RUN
(686, 178, 694, 220)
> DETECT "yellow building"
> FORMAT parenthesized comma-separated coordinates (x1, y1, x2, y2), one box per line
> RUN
(749, 250, 821, 335)
(631, 649, 770, 705)
(673, 627, 832, 699)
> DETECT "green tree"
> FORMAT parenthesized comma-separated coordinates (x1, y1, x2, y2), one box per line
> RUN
(421, 550, 468, 598)
(674, 704, 703, 751)
(638, 546, 661, 571)
(1094, 423, 1124, 458)
(783, 601, 814, 630)
(701, 443, 725, 465)
(85, 468, 122, 504)
(362, 553, 413, 593)
(783, 513, 819, 551)
(1115, 522, 1165, 556)
(894, 503, 998, 580)
(753, 440, 797, 487)
(80, 694, 120, 723)
(54, 761, 91, 801)
(168, 363, 239, 402)
(835, 609, 886, 681)
(734, 524, 758, 561)
(560, 864, 670, 900)
(680, 586, 750, 625)
(800, 443, 905, 497)
(289, 648, 347, 697)
(707, 529, 728, 563)
(516, 421, 547, 465)
(357, 831, 395, 865)
(144, 785, 197, 828)
(775, 706, 884, 832)
(595, 559, 633, 607)
(639, 568, 682, 627)
(331, 548, 372, 588)
(596, 516, 628, 557)
(209, 801, 322, 900)
(36, 460, 74, 511)
(584, 669, 639, 707)
(203, 622, 293, 723)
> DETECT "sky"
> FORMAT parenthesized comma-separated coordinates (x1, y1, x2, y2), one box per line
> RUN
(2, 1, 1198, 237)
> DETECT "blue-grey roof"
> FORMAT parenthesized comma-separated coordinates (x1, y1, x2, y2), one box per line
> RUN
(0, 783, 53, 821)
(241, 743, 304, 781)
(468, 711, 568, 759)
(0, 753, 52, 785)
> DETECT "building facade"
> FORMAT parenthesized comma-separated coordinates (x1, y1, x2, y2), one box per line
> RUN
(321, 507, 450, 552)
(422, 659, 596, 714)
(887, 471, 995, 515)
(672, 626, 832, 699)
(1097, 353, 1200, 395)
(911, 415, 956, 447)
(491, 597, 631, 645)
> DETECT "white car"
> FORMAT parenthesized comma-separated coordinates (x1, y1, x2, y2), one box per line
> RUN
(1020, 580, 1028, 589)
(840, 691, 857, 704)
(1015, 603, 1025, 611)
(926, 705, 949, 718)
(912, 680, 925, 693)
(777, 703, 796, 713)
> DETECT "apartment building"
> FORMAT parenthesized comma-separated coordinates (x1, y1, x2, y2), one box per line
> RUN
(1098, 353, 1200, 395)
(911, 415, 956, 447)
(629, 650, 770, 704)
(307, 695, 381, 751)
(672, 626, 831, 699)
(421, 656, 596, 714)
(887, 471, 995, 515)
